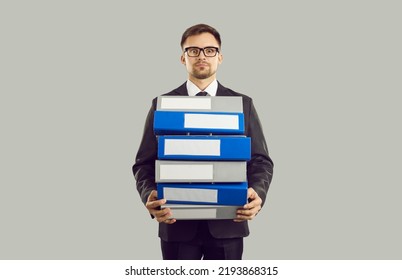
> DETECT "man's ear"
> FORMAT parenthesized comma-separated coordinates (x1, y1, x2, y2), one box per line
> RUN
(180, 54, 186, 65)
(218, 53, 223, 65)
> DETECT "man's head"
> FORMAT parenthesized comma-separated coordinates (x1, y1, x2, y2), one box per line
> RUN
(180, 24, 221, 49)
(180, 24, 223, 83)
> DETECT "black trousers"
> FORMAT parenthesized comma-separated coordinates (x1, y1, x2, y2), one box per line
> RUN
(160, 221, 243, 260)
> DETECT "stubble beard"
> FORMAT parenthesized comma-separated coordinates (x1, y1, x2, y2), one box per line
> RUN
(191, 66, 216, 80)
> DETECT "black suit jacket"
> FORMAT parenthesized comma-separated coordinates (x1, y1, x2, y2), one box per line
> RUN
(133, 82, 273, 241)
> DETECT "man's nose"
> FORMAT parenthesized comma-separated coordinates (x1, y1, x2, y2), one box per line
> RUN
(198, 49, 207, 59)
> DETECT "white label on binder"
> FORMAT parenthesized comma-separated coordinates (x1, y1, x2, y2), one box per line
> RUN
(160, 97, 211, 110)
(164, 139, 221, 156)
(171, 208, 217, 219)
(159, 164, 213, 180)
(164, 187, 218, 203)
(184, 114, 239, 130)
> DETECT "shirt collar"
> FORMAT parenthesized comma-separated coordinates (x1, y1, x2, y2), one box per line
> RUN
(186, 79, 218, 96)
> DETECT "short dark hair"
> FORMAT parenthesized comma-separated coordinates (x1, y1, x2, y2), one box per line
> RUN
(180, 24, 221, 49)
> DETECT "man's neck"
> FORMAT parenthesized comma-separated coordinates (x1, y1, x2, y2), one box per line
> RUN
(188, 76, 215, 91)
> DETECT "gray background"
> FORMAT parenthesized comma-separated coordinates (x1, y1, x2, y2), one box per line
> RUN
(1, 0, 401, 259)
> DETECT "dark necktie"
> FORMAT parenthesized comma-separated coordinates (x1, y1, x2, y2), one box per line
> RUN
(196, 91, 209, 96)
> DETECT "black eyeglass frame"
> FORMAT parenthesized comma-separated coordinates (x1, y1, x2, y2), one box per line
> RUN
(184, 46, 220, 57)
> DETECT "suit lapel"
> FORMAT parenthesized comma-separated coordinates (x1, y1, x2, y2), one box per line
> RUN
(172, 82, 188, 96)
(216, 82, 233, 96)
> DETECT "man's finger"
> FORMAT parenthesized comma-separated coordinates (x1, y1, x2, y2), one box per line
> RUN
(146, 198, 166, 210)
(154, 208, 172, 222)
(147, 190, 158, 202)
(243, 197, 262, 210)
(146, 190, 167, 210)
(247, 188, 257, 198)
(163, 218, 177, 224)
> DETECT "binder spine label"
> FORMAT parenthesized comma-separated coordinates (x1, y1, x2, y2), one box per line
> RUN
(159, 164, 214, 180)
(184, 113, 239, 130)
(164, 187, 218, 203)
(160, 97, 212, 110)
(164, 139, 220, 156)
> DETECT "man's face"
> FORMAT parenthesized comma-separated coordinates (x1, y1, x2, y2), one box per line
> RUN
(181, 32, 223, 81)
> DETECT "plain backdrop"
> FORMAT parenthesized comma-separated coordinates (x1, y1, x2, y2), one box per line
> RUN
(1, 0, 401, 260)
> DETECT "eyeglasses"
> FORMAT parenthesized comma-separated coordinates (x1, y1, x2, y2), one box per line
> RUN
(184, 47, 220, 57)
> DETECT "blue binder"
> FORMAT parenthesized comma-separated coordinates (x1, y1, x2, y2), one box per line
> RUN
(157, 135, 251, 160)
(157, 182, 248, 206)
(153, 111, 245, 135)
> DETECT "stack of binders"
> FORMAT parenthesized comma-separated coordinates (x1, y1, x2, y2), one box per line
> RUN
(154, 96, 251, 220)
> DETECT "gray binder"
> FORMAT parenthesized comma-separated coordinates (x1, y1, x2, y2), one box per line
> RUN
(155, 160, 247, 183)
(156, 96, 243, 113)
(162, 204, 239, 220)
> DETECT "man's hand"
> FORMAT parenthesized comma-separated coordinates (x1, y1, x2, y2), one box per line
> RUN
(146, 190, 176, 224)
(234, 187, 262, 222)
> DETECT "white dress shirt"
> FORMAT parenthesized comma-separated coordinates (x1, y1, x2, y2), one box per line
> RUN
(186, 79, 218, 96)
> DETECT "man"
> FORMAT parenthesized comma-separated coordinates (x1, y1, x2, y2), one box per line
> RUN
(133, 24, 273, 260)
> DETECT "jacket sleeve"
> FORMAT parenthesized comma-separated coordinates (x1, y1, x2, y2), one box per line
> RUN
(132, 99, 158, 205)
(245, 98, 274, 207)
